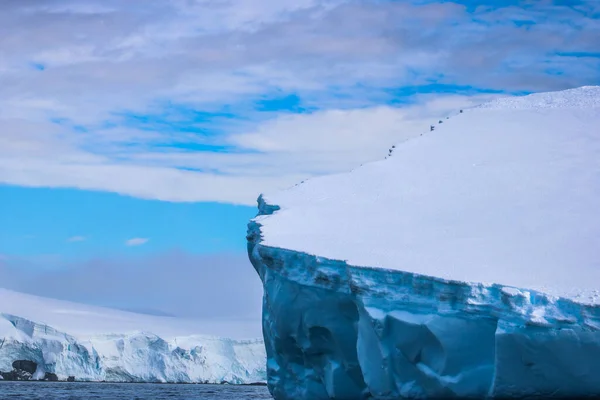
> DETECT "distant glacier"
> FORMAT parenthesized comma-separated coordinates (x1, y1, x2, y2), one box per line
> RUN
(0, 289, 266, 383)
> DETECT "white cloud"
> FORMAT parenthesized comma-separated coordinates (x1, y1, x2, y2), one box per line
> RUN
(0, 0, 597, 204)
(125, 238, 149, 246)
(0, 94, 500, 204)
(0, 93, 502, 204)
(67, 236, 86, 242)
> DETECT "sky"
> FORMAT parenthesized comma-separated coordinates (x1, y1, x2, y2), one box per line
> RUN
(0, 0, 599, 337)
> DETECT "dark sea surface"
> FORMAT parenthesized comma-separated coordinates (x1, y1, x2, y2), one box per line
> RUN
(0, 382, 272, 399)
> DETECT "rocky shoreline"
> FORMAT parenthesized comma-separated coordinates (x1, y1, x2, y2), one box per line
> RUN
(0, 360, 68, 382)
(0, 359, 266, 386)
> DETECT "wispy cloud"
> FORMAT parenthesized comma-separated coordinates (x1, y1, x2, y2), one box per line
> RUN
(125, 237, 149, 246)
(0, 0, 598, 204)
(67, 235, 86, 242)
(0, 94, 501, 204)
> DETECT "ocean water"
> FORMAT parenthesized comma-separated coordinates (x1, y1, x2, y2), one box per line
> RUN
(0, 382, 272, 399)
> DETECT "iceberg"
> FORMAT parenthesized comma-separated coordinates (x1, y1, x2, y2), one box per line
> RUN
(0, 289, 266, 383)
(248, 86, 600, 399)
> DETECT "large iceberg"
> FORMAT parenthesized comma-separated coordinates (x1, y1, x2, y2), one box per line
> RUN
(248, 86, 600, 399)
(0, 289, 266, 383)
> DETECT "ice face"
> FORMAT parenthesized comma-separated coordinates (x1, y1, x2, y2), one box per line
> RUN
(248, 87, 600, 399)
(249, 210, 600, 399)
(0, 290, 266, 383)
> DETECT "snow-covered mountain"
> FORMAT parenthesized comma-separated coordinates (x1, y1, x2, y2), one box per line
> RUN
(248, 86, 600, 399)
(0, 289, 266, 383)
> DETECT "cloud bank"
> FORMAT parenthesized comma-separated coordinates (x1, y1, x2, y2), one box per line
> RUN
(0, 0, 598, 204)
(0, 250, 262, 328)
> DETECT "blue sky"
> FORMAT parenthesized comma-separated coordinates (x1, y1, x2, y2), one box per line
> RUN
(0, 185, 255, 262)
(0, 0, 599, 331)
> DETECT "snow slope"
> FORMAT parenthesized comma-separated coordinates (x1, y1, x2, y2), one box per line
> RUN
(248, 86, 600, 399)
(0, 289, 266, 383)
(0, 288, 261, 340)
(256, 85, 600, 303)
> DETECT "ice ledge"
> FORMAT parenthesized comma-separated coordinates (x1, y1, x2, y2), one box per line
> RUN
(249, 196, 600, 328)
(248, 196, 600, 399)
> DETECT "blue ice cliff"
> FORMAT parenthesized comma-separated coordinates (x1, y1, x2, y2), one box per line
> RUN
(247, 87, 600, 399)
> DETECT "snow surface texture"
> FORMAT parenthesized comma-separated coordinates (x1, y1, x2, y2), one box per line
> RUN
(0, 289, 266, 383)
(248, 86, 600, 399)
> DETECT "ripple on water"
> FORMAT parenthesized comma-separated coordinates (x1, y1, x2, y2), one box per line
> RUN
(0, 382, 272, 400)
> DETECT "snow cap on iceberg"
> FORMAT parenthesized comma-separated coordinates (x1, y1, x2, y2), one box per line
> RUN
(255, 86, 600, 303)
